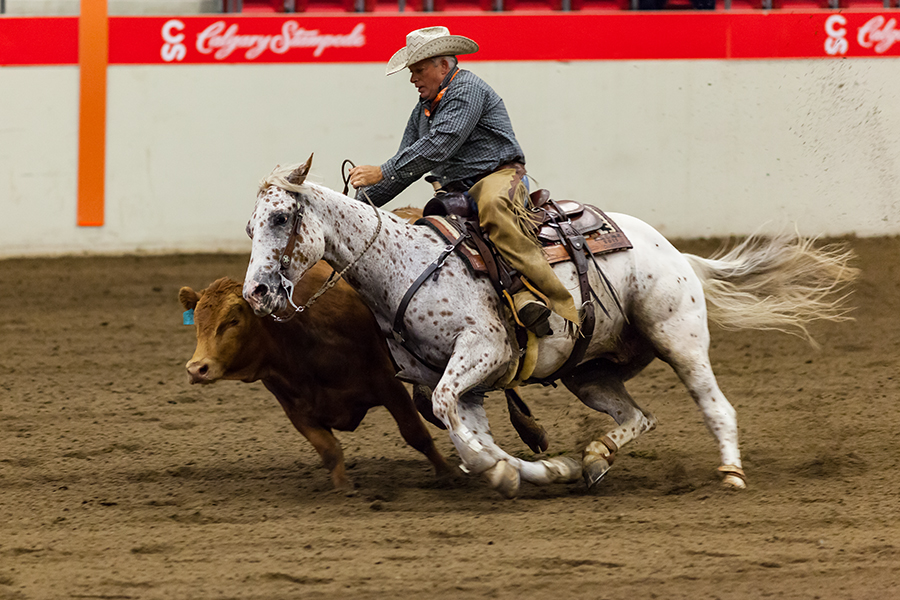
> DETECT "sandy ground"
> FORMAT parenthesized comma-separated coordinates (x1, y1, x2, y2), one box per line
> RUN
(1, 236, 899, 600)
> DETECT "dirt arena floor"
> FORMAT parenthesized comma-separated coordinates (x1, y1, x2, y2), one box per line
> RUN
(1, 236, 898, 600)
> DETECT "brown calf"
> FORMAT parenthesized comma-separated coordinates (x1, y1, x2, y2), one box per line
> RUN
(179, 262, 451, 490)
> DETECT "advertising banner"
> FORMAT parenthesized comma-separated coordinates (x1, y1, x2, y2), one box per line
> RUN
(1, 12, 899, 65)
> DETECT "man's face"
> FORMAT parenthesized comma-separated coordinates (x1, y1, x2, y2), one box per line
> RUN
(409, 57, 450, 102)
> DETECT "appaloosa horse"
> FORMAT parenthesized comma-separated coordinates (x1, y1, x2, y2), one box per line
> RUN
(243, 156, 857, 498)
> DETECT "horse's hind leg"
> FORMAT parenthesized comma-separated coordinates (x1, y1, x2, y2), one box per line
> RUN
(562, 362, 658, 488)
(643, 313, 746, 488)
(663, 351, 746, 488)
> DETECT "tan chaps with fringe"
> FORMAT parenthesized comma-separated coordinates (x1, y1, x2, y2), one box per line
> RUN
(469, 167, 578, 325)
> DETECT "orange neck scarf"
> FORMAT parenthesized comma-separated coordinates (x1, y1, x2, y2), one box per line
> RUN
(424, 68, 459, 118)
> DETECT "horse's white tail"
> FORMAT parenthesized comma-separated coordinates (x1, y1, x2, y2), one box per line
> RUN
(682, 234, 859, 346)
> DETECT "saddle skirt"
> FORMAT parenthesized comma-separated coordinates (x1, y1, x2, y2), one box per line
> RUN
(417, 190, 632, 278)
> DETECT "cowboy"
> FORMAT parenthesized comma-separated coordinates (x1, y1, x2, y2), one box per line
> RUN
(349, 26, 577, 337)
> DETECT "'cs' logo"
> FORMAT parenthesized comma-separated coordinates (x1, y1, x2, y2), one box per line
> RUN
(825, 15, 849, 56)
(162, 20, 187, 62)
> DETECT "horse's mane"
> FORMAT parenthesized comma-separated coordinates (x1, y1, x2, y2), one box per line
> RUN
(258, 163, 309, 195)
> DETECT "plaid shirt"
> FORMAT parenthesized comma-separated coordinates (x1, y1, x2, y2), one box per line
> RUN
(359, 68, 525, 207)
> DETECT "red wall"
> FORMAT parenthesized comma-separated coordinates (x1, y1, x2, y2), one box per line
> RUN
(2, 11, 900, 65)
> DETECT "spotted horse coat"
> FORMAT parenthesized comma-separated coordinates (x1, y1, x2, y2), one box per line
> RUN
(242, 156, 857, 498)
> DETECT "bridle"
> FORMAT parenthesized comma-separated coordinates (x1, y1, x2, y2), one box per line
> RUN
(271, 160, 383, 323)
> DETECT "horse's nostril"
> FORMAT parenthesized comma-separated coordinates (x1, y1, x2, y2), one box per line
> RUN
(253, 283, 269, 298)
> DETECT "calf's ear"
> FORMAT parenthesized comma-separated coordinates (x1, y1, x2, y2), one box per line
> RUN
(179, 287, 201, 310)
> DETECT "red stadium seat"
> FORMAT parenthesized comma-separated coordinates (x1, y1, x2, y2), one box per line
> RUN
(425, 0, 495, 10)
(294, 0, 359, 11)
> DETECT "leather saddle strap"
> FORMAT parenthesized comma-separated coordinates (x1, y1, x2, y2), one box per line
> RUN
(463, 220, 513, 294)
(535, 202, 596, 384)
(390, 235, 468, 373)
(279, 200, 304, 271)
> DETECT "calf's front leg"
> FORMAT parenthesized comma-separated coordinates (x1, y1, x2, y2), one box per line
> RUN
(292, 423, 350, 490)
(271, 392, 351, 490)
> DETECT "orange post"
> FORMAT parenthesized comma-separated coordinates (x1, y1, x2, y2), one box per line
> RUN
(76, 0, 108, 227)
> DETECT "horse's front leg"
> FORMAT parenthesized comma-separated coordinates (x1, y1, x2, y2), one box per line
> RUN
(431, 330, 580, 498)
(452, 395, 581, 498)
(428, 329, 511, 474)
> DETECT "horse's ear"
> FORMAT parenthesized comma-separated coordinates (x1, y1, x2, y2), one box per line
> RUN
(287, 153, 314, 186)
(179, 286, 201, 310)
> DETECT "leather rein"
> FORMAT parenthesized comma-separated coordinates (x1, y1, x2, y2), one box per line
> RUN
(271, 160, 383, 323)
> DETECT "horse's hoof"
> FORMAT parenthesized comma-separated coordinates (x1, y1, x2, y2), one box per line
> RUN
(582, 456, 611, 489)
(541, 456, 582, 483)
(718, 465, 747, 490)
(483, 460, 520, 499)
(722, 474, 747, 489)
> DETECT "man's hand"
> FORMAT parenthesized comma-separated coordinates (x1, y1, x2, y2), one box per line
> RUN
(348, 165, 384, 188)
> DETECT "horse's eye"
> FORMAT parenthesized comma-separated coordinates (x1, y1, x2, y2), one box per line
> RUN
(273, 214, 289, 227)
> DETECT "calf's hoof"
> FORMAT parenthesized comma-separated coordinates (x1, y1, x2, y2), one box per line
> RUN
(483, 460, 520, 499)
(331, 479, 354, 493)
(718, 465, 747, 490)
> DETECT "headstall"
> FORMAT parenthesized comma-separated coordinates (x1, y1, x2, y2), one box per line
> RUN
(271, 160, 382, 323)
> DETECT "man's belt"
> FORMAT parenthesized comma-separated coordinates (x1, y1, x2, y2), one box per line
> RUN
(443, 160, 525, 192)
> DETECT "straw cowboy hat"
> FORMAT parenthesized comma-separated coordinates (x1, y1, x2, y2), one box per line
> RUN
(386, 26, 479, 76)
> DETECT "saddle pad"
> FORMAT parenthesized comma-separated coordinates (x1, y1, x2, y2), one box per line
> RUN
(416, 215, 486, 276)
(542, 208, 632, 265)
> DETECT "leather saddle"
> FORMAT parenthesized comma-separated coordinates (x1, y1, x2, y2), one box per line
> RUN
(420, 189, 631, 272)
(413, 189, 632, 384)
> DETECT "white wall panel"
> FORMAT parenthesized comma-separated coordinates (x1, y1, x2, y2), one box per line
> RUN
(1, 58, 898, 257)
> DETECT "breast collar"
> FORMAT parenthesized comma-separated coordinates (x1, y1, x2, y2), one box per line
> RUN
(424, 67, 460, 118)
